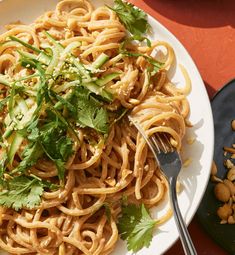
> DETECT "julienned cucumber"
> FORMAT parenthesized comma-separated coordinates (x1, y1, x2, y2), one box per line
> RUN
(96, 73, 120, 87)
(91, 53, 109, 69)
(8, 131, 24, 165)
(85, 82, 113, 102)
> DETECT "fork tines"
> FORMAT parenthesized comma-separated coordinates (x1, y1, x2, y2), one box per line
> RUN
(151, 132, 174, 154)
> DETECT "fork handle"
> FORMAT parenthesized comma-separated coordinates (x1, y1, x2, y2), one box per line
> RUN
(169, 176, 197, 255)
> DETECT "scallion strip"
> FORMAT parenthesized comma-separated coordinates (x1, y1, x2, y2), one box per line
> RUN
(9, 36, 50, 62)
(8, 131, 24, 165)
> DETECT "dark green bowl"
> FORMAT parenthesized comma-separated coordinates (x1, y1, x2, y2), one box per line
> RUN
(197, 79, 235, 255)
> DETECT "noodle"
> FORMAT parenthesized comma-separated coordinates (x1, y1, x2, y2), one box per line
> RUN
(0, 0, 191, 254)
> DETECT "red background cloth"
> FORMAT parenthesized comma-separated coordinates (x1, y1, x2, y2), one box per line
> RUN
(130, 0, 235, 254)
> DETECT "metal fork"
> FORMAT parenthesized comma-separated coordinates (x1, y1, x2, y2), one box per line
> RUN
(129, 116, 197, 255)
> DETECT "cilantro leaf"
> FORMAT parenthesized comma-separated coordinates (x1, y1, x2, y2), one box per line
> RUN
(54, 159, 66, 181)
(25, 118, 40, 141)
(57, 136, 73, 162)
(38, 111, 74, 180)
(69, 87, 109, 134)
(118, 203, 142, 240)
(108, 0, 150, 36)
(127, 204, 156, 252)
(15, 110, 74, 180)
(0, 176, 44, 210)
(118, 203, 156, 253)
(78, 106, 108, 133)
(14, 142, 43, 173)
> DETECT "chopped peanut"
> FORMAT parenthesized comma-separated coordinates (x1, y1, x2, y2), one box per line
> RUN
(214, 183, 230, 202)
(105, 178, 116, 187)
(227, 168, 235, 181)
(211, 161, 217, 176)
(210, 175, 222, 183)
(217, 204, 233, 220)
(224, 159, 234, 169)
(223, 146, 235, 154)
(227, 215, 235, 224)
(223, 179, 235, 196)
(211, 119, 235, 223)
(231, 119, 235, 131)
(231, 154, 235, 159)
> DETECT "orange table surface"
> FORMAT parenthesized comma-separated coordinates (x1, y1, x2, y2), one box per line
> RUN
(130, 0, 235, 254)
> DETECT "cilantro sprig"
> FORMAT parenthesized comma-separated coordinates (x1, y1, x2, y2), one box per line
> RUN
(0, 176, 45, 210)
(108, 0, 151, 37)
(15, 111, 74, 180)
(14, 142, 44, 174)
(118, 203, 157, 253)
(39, 111, 74, 180)
(67, 86, 109, 134)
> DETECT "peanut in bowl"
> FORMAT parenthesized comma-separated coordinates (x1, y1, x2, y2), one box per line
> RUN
(198, 79, 235, 255)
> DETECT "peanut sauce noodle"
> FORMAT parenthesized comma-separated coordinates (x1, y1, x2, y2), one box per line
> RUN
(0, 0, 191, 254)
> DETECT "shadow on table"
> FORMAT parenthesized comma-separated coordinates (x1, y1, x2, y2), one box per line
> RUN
(204, 81, 217, 100)
(143, 0, 235, 28)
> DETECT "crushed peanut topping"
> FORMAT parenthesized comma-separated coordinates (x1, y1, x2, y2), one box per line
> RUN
(211, 119, 235, 224)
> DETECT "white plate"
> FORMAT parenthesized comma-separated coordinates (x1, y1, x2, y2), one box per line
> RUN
(0, 1, 214, 254)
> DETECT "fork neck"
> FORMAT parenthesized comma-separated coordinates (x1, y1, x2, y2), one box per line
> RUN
(168, 176, 197, 255)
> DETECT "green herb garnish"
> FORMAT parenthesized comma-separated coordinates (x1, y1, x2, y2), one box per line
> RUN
(108, 0, 151, 37)
(0, 33, 115, 207)
(0, 176, 45, 210)
(121, 50, 163, 76)
(118, 203, 157, 253)
(68, 86, 109, 134)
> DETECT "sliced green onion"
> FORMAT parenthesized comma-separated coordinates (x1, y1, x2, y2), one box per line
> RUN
(44, 31, 64, 51)
(9, 36, 42, 54)
(9, 36, 50, 63)
(17, 50, 50, 65)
